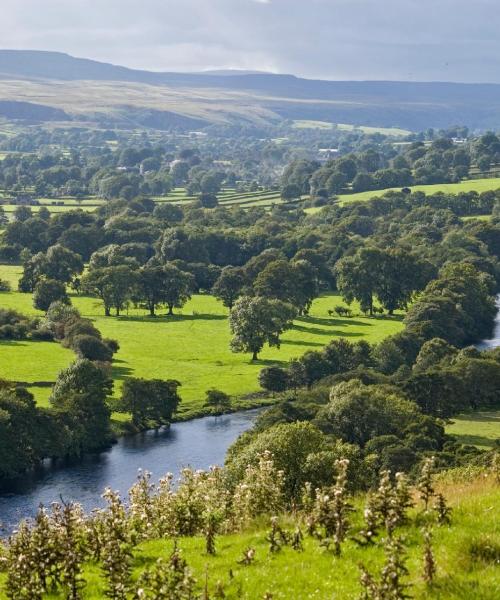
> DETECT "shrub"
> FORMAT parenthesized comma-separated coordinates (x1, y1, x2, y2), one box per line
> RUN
(0, 279, 11, 292)
(71, 334, 113, 362)
(29, 327, 55, 342)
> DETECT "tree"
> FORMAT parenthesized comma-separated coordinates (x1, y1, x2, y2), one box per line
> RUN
(43, 245, 84, 284)
(413, 338, 457, 373)
(50, 359, 112, 454)
(375, 249, 434, 314)
(335, 248, 383, 315)
(253, 260, 296, 303)
(198, 193, 218, 209)
(281, 183, 301, 201)
(316, 380, 421, 447)
(136, 266, 166, 317)
(212, 266, 247, 310)
(0, 388, 44, 478)
(225, 422, 336, 502)
(13, 205, 32, 222)
(229, 296, 296, 360)
(259, 366, 290, 393)
(82, 265, 137, 316)
(33, 278, 69, 312)
(204, 389, 232, 415)
(120, 378, 181, 427)
(162, 264, 195, 315)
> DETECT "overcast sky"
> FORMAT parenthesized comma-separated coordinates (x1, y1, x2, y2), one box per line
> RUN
(1, 0, 500, 82)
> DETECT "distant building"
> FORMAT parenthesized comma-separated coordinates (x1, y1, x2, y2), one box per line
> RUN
(318, 148, 339, 162)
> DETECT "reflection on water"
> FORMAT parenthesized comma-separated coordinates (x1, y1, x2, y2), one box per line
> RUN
(0, 409, 261, 533)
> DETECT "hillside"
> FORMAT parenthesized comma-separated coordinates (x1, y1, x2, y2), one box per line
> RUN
(3, 50, 500, 130)
(0, 467, 498, 599)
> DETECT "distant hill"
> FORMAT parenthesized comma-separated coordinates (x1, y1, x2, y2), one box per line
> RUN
(1, 50, 500, 130)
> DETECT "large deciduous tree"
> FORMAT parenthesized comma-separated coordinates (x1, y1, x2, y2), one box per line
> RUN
(120, 378, 181, 427)
(50, 359, 112, 454)
(229, 296, 296, 361)
(212, 266, 247, 310)
(82, 265, 137, 316)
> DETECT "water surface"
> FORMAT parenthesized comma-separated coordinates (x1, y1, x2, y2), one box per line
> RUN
(0, 409, 260, 533)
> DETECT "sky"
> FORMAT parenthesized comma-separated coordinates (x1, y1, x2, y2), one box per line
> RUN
(1, 0, 500, 82)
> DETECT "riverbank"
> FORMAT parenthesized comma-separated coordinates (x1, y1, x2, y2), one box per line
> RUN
(0, 408, 263, 533)
(111, 392, 273, 436)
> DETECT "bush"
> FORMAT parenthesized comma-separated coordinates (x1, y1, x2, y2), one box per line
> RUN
(29, 327, 55, 342)
(71, 334, 113, 362)
(104, 338, 120, 354)
(0, 279, 11, 292)
(33, 279, 69, 312)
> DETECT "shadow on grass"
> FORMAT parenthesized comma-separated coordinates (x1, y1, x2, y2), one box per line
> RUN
(290, 325, 365, 339)
(297, 315, 371, 328)
(111, 360, 134, 381)
(250, 358, 288, 367)
(113, 313, 227, 323)
(453, 411, 500, 423)
(450, 433, 498, 448)
(281, 338, 327, 347)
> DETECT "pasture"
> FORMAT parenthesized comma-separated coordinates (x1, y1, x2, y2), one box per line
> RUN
(292, 119, 411, 136)
(446, 410, 500, 449)
(0, 265, 403, 416)
(338, 176, 500, 205)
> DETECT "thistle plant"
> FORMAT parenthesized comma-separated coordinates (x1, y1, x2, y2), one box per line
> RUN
(433, 493, 452, 525)
(232, 451, 285, 529)
(204, 510, 222, 555)
(101, 488, 134, 600)
(54, 501, 87, 600)
(417, 457, 436, 511)
(5, 522, 44, 600)
(356, 496, 380, 546)
(134, 546, 197, 600)
(422, 527, 436, 586)
(129, 470, 156, 540)
(266, 516, 289, 553)
(30, 505, 63, 593)
(331, 459, 353, 556)
(359, 536, 411, 600)
(393, 472, 414, 525)
(291, 527, 304, 552)
(237, 547, 256, 565)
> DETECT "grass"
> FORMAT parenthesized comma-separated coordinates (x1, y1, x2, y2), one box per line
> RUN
(0, 265, 403, 416)
(446, 410, 500, 449)
(338, 177, 500, 205)
(292, 120, 411, 136)
(304, 176, 500, 215)
(0, 475, 498, 598)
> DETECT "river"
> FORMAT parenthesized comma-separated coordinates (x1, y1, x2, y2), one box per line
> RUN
(0, 409, 261, 533)
(476, 295, 500, 350)
(2, 297, 500, 534)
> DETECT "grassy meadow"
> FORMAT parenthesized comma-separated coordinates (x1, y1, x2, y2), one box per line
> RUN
(338, 176, 500, 205)
(0, 264, 403, 416)
(0, 474, 497, 598)
(292, 119, 411, 136)
(446, 411, 500, 449)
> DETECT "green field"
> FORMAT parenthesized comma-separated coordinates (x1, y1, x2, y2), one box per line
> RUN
(447, 411, 500, 449)
(1, 475, 497, 598)
(292, 120, 411, 136)
(338, 177, 500, 205)
(0, 265, 403, 415)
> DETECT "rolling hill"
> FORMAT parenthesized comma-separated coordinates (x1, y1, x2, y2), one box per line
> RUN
(2, 50, 500, 130)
